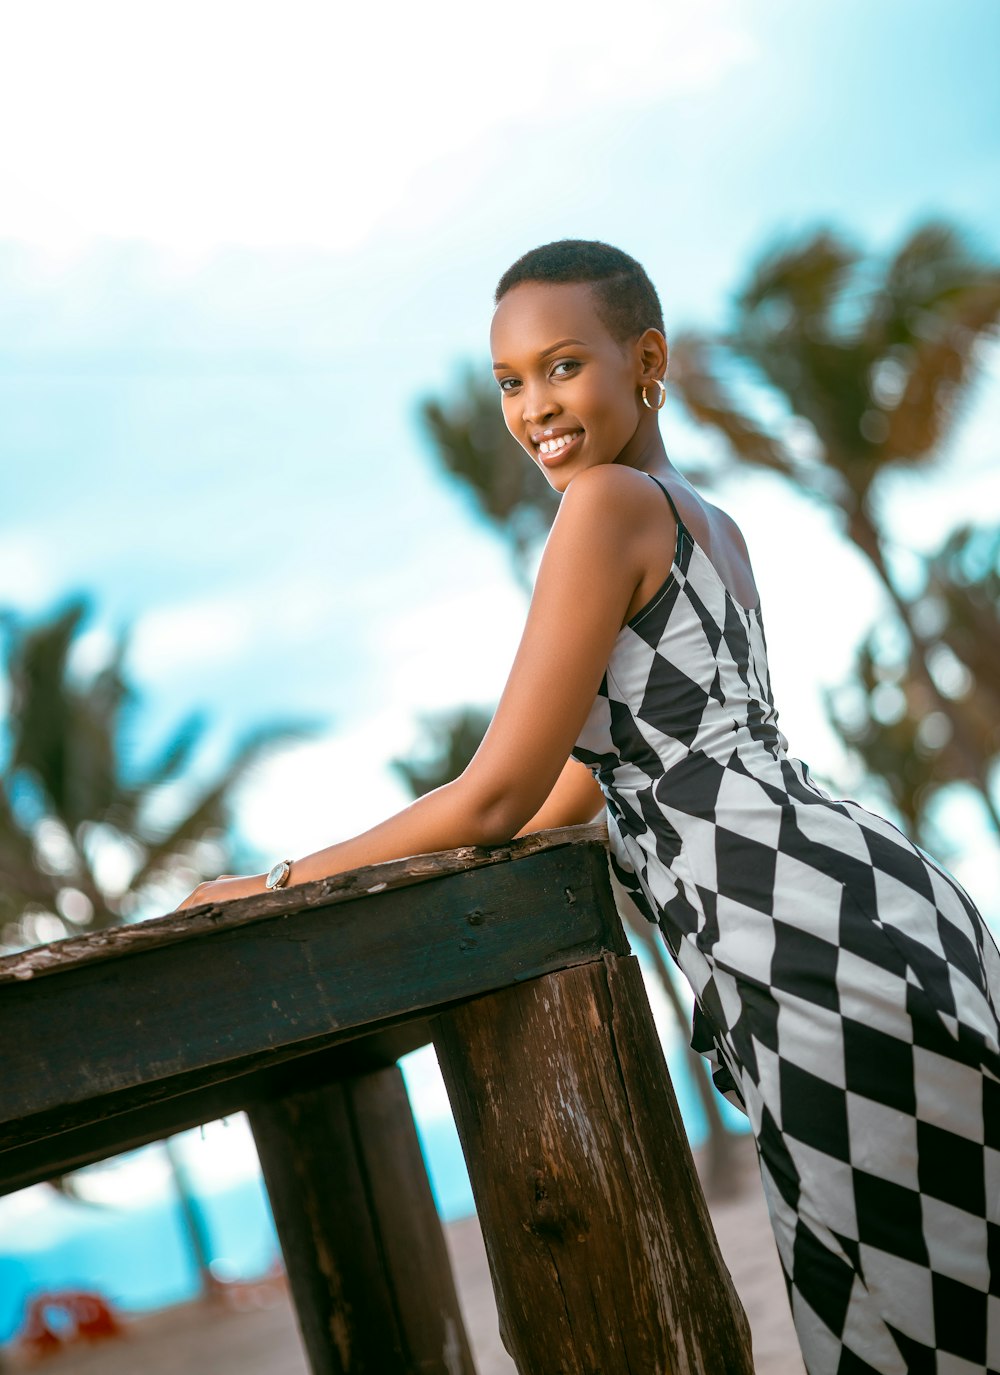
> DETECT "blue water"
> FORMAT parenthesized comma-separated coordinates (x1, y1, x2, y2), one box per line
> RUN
(0, 1027, 748, 1343)
(0, 1174, 278, 1342)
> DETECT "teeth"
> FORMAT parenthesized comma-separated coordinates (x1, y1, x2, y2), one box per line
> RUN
(539, 432, 580, 454)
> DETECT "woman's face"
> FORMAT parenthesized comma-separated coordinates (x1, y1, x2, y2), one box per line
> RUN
(489, 279, 651, 488)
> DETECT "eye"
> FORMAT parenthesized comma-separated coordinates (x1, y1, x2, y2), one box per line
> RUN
(552, 359, 579, 377)
(497, 376, 520, 393)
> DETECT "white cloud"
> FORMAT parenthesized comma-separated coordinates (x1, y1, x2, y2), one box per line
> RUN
(0, 528, 62, 607)
(377, 579, 527, 717)
(232, 709, 422, 855)
(0, 0, 756, 253)
(131, 589, 259, 678)
(67, 621, 118, 677)
(126, 563, 353, 684)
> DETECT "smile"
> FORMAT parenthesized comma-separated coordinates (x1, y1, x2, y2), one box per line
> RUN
(536, 429, 583, 466)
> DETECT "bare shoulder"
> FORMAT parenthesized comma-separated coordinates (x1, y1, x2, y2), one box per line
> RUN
(542, 465, 657, 615)
(565, 461, 654, 494)
(694, 494, 760, 606)
(670, 472, 751, 556)
(560, 462, 658, 527)
(709, 500, 752, 559)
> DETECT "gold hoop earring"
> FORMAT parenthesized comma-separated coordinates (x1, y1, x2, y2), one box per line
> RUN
(641, 379, 667, 411)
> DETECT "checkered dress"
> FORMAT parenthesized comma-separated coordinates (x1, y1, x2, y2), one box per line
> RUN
(570, 471, 1000, 1374)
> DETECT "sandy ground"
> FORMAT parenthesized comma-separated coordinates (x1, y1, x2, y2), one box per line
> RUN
(4, 1136, 805, 1374)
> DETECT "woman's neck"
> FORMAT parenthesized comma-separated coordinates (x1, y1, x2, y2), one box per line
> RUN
(616, 418, 670, 476)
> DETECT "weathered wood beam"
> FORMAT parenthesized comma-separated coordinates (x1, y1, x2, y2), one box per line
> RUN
(0, 822, 608, 985)
(433, 952, 755, 1375)
(248, 1066, 476, 1375)
(0, 1020, 433, 1194)
(1, 833, 625, 1149)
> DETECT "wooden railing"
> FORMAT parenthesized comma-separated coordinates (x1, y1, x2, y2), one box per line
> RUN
(0, 823, 754, 1374)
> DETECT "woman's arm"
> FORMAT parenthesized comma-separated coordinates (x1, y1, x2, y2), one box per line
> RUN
(176, 777, 507, 909)
(512, 755, 605, 838)
(176, 761, 604, 908)
(175, 465, 648, 909)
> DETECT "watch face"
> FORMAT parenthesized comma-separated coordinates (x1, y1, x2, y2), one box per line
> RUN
(266, 861, 289, 889)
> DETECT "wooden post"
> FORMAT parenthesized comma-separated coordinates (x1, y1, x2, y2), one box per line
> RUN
(433, 952, 755, 1375)
(247, 1064, 476, 1375)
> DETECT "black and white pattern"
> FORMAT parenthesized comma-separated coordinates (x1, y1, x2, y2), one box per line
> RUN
(571, 471, 1000, 1374)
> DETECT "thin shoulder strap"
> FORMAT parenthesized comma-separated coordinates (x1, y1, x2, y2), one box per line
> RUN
(645, 471, 685, 529)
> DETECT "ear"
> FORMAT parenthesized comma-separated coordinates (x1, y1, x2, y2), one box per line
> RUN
(636, 327, 668, 385)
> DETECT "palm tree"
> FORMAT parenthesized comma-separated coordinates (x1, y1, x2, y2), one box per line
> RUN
(668, 217, 1000, 837)
(0, 594, 319, 949)
(0, 591, 321, 1294)
(826, 523, 1000, 849)
(419, 365, 559, 594)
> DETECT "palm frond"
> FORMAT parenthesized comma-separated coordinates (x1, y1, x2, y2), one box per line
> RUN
(735, 224, 861, 332)
(131, 710, 211, 796)
(417, 364, 559, 592)
(127, 718, 324, 892)
(6, 596, 91, 817)
(668, 331, 798, 479)
(388, 705, 494, 798)
(880, 287, 1000, 462)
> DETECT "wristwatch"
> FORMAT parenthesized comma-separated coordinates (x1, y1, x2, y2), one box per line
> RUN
(265, 859, 293, 890)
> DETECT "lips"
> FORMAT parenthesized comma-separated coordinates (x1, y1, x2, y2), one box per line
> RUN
(533, 428, 584, 467)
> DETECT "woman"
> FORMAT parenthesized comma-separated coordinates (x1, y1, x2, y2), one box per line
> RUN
(179, 239, 1000, 1374)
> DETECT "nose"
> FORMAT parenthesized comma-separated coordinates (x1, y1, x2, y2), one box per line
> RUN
(522, 381, 558, 428)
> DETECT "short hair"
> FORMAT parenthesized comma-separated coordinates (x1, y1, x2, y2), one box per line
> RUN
(494, 239, 664, 343)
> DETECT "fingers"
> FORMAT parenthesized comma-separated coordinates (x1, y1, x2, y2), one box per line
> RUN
(175, 884, 207, 912)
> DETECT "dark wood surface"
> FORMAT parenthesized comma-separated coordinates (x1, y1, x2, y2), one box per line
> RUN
(4, 821, 756, 1375)
(0, 825, 625, 1187)
(0, 823, 609, 986)
(248, 1066, 476, 1375)
(0, 1021, 434, 1193)
(433, 953, 756, 1375)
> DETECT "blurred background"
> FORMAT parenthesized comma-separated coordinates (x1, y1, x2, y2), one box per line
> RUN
(1, 0, 998, 1369)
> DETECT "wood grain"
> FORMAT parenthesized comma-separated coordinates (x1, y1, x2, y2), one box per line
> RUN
(248, 1066, 476, 1375)
(0, 1021, 433, 1191)
(0, 823, 608, 986)
(433, 953, 755, 1375)
(1, 834, 625, 1155)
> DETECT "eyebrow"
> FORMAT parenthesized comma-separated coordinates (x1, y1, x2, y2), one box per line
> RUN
(492, 338, 587, 371)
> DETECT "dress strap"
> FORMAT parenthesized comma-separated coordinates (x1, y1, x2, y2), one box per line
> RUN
(645, 471, 686, 531)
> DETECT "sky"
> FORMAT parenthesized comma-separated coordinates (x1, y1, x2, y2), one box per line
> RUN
(2, 0, 998, 889)
(1, 0, 999, 1246)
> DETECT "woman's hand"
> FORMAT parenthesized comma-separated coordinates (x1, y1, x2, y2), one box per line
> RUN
(174, 873, 265, 912)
